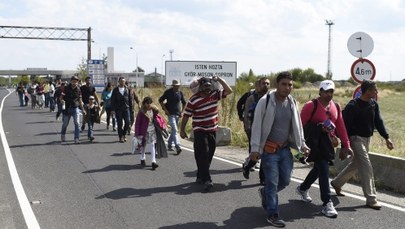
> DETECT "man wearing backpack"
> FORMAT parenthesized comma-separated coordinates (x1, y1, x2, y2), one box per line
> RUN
(331, 80, 394, 210)
(241, 77, 270, 184)
(249, 72, 310, 227)
(237, 83, 255, 121)
(296, 80, 353, 218)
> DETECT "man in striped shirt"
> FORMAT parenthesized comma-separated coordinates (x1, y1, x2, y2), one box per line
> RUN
(180, 76, 232, 191)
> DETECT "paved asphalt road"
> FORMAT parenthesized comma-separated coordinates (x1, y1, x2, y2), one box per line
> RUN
(0, 88, 404, 229)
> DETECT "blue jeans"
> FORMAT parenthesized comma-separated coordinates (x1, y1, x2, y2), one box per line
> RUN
(61, 107, 81, 140)
(18, 93, 24, 106)
(261, 147, 293, 215)
(300, 159, 331, 205)
(87, 121, 94, 138)
(168, 115, 180, 148)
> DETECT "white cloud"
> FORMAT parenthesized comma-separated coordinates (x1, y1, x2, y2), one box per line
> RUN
(0, 0, 404, 81)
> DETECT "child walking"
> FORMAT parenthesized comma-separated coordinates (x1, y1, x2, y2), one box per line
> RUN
(135, 97, 167, 170)
(84, 95, 100, 142)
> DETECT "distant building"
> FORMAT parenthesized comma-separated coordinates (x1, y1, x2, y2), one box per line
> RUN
(144, 72, 165, 87)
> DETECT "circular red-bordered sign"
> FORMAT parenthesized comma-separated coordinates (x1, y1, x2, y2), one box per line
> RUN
(350, 58, 376, 83)
(352, 85, 362, 99)
(352, 84, 378, 100)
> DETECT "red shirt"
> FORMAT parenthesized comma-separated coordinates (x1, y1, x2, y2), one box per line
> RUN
(183, 90, 225, 132)
(300, 98, 350, 148)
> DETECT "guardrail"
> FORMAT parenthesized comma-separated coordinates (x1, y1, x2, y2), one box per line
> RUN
(331, 149, 405, 194)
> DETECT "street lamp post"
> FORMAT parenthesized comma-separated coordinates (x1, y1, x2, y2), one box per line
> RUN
(169, 49, 174, 61)
(129, 47, 138, 71)
(130, 47, 139, 86)
(161, 54, 165, 85)
(325, 19, 334, 80)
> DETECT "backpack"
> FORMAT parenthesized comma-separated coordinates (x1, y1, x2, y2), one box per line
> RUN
(305, 99, 340, 148)
(247, 93, 261, 121)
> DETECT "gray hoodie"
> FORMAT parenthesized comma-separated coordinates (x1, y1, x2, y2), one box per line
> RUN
(250, 90, 307, 155)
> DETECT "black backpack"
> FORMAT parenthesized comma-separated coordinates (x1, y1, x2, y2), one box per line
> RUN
(247, 93, 261, 121)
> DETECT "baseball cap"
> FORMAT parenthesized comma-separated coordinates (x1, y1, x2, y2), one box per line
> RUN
(319, 80, 335, 91)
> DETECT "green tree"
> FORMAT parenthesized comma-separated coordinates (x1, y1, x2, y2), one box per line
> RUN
(77, 58, 88, 81)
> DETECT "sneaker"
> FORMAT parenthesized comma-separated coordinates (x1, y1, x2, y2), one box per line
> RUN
(89, 136, 95, 142)
(113, 127, 116, 131)
(61, 135, 65, 142)
(266, 214, 286, 228)
(74, 138, 80, 144)
(242, 164, 250, 179)
(331, 181, 345, 196)
(204, 180, 214, 191)
(321, 201, 338, 218)
(254, 160, 260, 169)
(119, 137, 124, 143)
(140, 160, 146, 166)
(167, 145, 174, 151)
(151, 162, 159, 170)
(296, 185, 312, 203)
(366, 201, 382, 210)
(258, 187, 267, 210)
(175, 146, 182, 155)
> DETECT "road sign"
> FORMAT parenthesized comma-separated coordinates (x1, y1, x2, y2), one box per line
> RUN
(347, 32, 374, 58)
(353, 85, 362, 99)
(352, 84, 378, 100)
(87, 59, 106, 93)
(165, 61, 237, 86)
(350, 58, 376, 83)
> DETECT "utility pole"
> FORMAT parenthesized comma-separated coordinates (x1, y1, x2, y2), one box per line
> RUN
(325, 20, 334, 79)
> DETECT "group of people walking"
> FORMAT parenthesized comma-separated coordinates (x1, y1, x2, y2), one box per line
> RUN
(239, 72, 394, 227)
(16, 80, 56, 110)
(16, 72, 394, 227)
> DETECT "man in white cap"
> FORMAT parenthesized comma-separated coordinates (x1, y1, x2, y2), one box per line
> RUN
(296, 79, 353, 218)
(159, 79, 187, 154)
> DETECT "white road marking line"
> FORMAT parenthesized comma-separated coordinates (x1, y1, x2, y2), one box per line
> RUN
(1, 90, 40, 228)
(183, 145, 405, 212)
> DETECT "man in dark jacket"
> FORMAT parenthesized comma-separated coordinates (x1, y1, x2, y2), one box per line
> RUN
(111, 77, 133, 143)
(331, 80, 394, 210)
(60, 75, 85, 144)
(80, 77, 99, 131)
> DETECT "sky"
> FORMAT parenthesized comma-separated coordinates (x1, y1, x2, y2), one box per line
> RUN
(1, 0, 405, 81)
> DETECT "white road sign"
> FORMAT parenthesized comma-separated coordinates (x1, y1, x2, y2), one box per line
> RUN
(165, 61, 237, 86)
(347, 32, 374, 58)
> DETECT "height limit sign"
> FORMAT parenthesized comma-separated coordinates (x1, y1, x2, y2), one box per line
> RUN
(350, 58, 376, 83)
